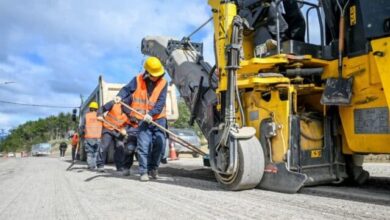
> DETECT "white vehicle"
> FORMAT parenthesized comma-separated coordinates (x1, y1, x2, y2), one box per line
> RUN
(31, 143, 52, 156)
(7, 152, 15, 157)
(79, 76, 179, 162)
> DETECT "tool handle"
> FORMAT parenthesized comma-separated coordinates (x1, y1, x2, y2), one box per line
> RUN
(338, 15, 345, 52)
(120, 101, 207, 156)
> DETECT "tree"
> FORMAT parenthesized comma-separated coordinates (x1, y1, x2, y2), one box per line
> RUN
(0, 112, 78, 152)
(169, 99, 202, 136)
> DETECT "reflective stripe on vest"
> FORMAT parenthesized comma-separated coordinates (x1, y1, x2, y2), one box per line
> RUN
(85, 112, 102, 139)
(103, 103, 128, 130)
(130, 74, 167, 120)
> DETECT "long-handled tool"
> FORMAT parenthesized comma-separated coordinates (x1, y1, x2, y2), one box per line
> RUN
(66, 141, 80, 171)
(120, 101, 207, 156)
(321, 0, 353, 106)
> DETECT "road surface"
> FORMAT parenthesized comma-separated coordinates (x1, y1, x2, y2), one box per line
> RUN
(0, 157, 389, 220)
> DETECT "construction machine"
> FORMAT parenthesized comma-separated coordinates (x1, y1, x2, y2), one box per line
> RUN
(141, 0, 390, 192)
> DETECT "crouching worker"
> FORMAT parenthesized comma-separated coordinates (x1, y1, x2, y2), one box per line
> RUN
(115, 57, 167, 182)
(120, 124, 139, 176)
(96, 98, 129, 173)
(79, 101, 102, 170)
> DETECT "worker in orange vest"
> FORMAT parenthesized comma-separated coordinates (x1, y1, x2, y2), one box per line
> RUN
(79, 102, 102, 170)
(115, 57, 167, 182)
(96, 98, 130, 173)
(71, 132, 79, 161)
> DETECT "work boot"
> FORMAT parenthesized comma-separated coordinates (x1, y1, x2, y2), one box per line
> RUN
(149, 169, 159, 179)
(140, 173, 149, 182)
(96, 167, 105, 173)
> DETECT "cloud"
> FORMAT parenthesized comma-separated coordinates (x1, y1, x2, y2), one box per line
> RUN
(0, 0, 213, 130)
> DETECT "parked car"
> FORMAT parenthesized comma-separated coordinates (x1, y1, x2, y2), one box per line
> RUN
(7, 152, 15, 157)
(31, 143, 52, 156)
(169, 128, 201, 158)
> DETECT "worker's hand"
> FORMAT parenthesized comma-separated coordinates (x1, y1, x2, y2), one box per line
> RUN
(97, 116, 104, 121)
(120, 128, 127, 137)
(143, 114, 153, 123)
(114, 96, 122, 104)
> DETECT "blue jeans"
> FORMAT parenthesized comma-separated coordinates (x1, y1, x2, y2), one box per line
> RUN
(137, 118, 166, 175)
(85, 139, 100, 169)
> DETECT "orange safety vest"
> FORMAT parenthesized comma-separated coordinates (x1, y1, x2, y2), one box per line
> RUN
(103, 103, 128, 130)
(71, 133, 79, 146)
(85, 112, 103, 139)
(130, 74, 167, 121)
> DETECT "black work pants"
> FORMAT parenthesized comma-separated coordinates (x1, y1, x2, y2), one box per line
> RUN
(71, 147, 76, 160)
(60, 148, 66, 157)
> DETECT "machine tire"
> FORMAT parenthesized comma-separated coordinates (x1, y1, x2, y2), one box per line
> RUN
(214, 136, 265, 191)
(192, 153, 199, 158)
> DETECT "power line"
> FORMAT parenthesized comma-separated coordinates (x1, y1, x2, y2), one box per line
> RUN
(0, 100, 79, 109)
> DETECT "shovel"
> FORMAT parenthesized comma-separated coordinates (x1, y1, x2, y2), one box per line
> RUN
(321, 0, 353, 106)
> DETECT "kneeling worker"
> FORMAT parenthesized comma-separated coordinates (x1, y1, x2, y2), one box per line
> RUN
(115, 56, 168, 181)
(79, 101, 102, 170)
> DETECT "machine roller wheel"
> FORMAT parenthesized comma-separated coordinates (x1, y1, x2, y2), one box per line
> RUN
(213, 136, 265, 191)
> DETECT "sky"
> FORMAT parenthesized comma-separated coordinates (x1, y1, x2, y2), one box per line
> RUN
(0, 0, 321, 132)
(0, 0, 215, 131)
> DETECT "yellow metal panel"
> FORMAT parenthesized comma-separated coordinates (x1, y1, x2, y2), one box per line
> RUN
(236, 76, 290, 89)
(238, 56, 289, 74)
(209, 2, 237, 92)
(371, 37, 390, 107)
(243, 88, 291, 163)
(339, 48, 390, 153)
(339, 87, 390, 154)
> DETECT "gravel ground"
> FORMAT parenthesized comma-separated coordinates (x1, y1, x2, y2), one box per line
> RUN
(0, 157, 389, 220)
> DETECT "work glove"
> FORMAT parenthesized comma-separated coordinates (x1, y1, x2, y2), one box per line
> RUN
(97, 116, 104, 121)
(143, 114, 153, 123)
(120, 128, 127, 137)
(114, 96, 122, 104)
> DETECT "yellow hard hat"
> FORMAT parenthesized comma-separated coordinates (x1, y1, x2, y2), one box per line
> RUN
(144, 57, 164, 77)
(89, 101, 98, 109)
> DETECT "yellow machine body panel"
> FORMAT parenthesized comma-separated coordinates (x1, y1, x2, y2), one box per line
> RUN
(242, 88, 291, 163)
(337, 37, 390, 154)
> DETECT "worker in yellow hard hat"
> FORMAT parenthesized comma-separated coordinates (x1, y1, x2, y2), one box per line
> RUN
(114, 56, 168, 181)
(79, 101, 102, 170)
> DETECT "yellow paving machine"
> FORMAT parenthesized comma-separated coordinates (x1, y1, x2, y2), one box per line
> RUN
(141, 0, 390, 192)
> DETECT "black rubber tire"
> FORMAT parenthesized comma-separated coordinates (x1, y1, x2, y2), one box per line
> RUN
(214, 136, 265, 191)
(192, 153, 199, 158)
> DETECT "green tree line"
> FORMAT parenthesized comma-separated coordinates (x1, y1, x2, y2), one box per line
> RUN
(0, 112, 77, 152)
(1, 100, 201, 153)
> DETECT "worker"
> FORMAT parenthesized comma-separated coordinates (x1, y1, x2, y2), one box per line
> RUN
(71, 132, 79, 161)
(79, 102, 102, 170)
(96, 98, 130, 173)
(59, 142, 67, 159)
(115, 56, 167, 182)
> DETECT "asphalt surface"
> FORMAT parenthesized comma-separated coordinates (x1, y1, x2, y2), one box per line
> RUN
(0, 157, 389, 220)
